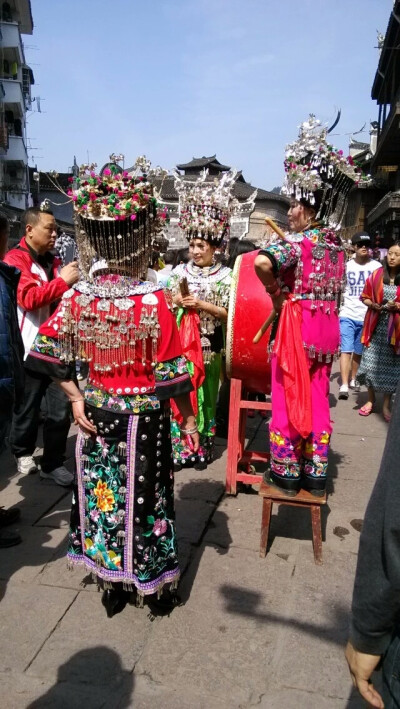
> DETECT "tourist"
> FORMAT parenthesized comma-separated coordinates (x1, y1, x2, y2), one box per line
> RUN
(357, 242, 400, 421)
(25, 161, 199, 617)
(338, 231, 381, 400)
(0, 213, 24, 547)
(4, 207, 79, 485)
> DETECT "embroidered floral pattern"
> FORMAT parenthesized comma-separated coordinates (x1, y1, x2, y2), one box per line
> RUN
(68, 409, 180, 594)
(84, 386, 161, 413)
(30, 333, 61, 361)
(260, 239, 299, 273)
(269, 429, 329, 480)
(154, 356, 189, 381)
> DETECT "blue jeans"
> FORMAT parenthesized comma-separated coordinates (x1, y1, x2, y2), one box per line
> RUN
(382, 628, 400, 708)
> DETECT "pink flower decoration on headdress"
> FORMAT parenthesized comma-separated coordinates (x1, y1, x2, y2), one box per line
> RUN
(103, 168, 111, 176)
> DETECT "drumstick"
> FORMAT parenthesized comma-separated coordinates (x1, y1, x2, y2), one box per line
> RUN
(264, 216, 286, 240)
(252, 309, 277, 344)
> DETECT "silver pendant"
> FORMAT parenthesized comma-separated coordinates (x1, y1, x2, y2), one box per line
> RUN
(329, 250, 338, 264)
(312, 245, 325, 260)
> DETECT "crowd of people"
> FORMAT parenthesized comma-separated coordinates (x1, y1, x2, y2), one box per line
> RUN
(1, 114, 400, 703)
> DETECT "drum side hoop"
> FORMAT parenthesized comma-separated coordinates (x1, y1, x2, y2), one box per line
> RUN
(226, 253, 242, 379)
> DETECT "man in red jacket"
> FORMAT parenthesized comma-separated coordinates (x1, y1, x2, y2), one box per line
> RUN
(4, 207, 79, 485)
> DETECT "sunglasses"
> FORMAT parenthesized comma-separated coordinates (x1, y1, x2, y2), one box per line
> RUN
(355, 243, 370, 248)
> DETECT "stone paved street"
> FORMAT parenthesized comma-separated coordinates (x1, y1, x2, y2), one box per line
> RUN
(0, 372, 389, 708)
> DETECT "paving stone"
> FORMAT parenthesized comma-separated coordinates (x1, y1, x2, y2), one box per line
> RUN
(0, 527, 67, 588)
(255, 687, 354, 708)
(136, 546, 294, 705)
(0, 582, 77, 673)
(175, 498, 217, 545)
(132, 673, 234, 709)
(268, 546, 357, 700)
(26, 590, 153, 682)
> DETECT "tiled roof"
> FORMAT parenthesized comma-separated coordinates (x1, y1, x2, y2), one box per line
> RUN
(152, 175, 289, 204)
(176, 155, 231, 171)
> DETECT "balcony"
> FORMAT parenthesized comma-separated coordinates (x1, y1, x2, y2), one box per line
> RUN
(0, 79, 24, 115)
(372, 99, 400, 169)
(3, 135, 28, 165)
(0, 21, 24, 63)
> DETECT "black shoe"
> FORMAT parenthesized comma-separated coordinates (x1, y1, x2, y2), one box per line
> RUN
(173, 463, 183, 473)
(147, 590, 181, 617)
(0, 507, 21, 527)
(308, 488, 325, 498)
(101, 589, 129, 618)
(263, 472, 299, 497)
(0, 529, 22, 547)
(194, 460, 208, 471)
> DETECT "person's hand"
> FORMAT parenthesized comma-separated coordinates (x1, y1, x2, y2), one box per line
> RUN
(385, 300, 397, 312)
(60, 261, 79, 286)
(271, 290, 286, 314)
(370, 302, 382, 312)
(345, 641, 383, 708)
(173, 293, 184, 308)
(182, 295, 200, 310)
(71, 400, 97, 435)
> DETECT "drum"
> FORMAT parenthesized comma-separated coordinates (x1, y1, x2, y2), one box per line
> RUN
(226, 250, 272, 394)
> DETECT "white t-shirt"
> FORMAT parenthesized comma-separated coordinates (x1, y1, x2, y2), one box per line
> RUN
(339, 259, 381, 322)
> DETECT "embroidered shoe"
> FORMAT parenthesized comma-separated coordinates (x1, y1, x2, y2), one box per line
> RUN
(16, 455, 38, 475)
(338, 385, 349, 400)
(40, 465, 74, 487)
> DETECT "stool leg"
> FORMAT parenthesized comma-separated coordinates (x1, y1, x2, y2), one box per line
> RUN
(225, 378, 242, 495)
(311, 505, 323, 565)
(260, 498, 272, 558)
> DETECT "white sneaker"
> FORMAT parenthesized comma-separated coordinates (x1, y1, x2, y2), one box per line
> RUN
(40, 465, 74, 487)
(338, 384, 349, 400)
(16, 455, 38, 475)
(77, 373, 84, 381)
(350, 379, 360, 392)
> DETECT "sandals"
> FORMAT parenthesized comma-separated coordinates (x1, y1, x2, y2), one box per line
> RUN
(359, 403, 374, 417)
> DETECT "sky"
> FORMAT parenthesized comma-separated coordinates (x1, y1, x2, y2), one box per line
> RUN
(25, 0, 392, 191)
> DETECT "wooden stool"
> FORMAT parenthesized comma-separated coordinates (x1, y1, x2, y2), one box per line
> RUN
(225, 378, 271, 495)
(259, 481, 327, 565)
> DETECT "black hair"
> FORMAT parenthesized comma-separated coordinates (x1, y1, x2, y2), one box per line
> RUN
(382, 243, 400, 285)
(163, 250, 176, 266)
(173, 247, 189, 268)
(21, 206, 54, 234)
(227, 238, 256, 269)
(0, 212, 9, 237)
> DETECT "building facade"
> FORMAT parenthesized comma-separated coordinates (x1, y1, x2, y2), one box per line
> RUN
(367, 0, 400, 245)
(0, 0, 34, 218)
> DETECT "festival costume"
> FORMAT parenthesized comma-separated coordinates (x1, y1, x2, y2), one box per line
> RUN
(167, 260, 231, 466)
(26, 160, 193, 601)
(166, 169, 248, 468)
(260, 115, 367, 492)
(357, 267, 400, 393)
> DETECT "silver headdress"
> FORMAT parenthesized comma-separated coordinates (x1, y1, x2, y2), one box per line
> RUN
(174, 168, 239, 247)
(282, 114, 371, 228)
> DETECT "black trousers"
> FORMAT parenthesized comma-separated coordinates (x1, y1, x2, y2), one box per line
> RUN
(10, 366, 71, 472)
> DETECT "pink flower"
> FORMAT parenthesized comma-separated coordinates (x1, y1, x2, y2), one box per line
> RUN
(103, 168, 111, 176)
(68, 177, 74, 183)
(96, 435, 109, 457)
(152, 519, 168, 537)
(130, 214, 137, 221)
